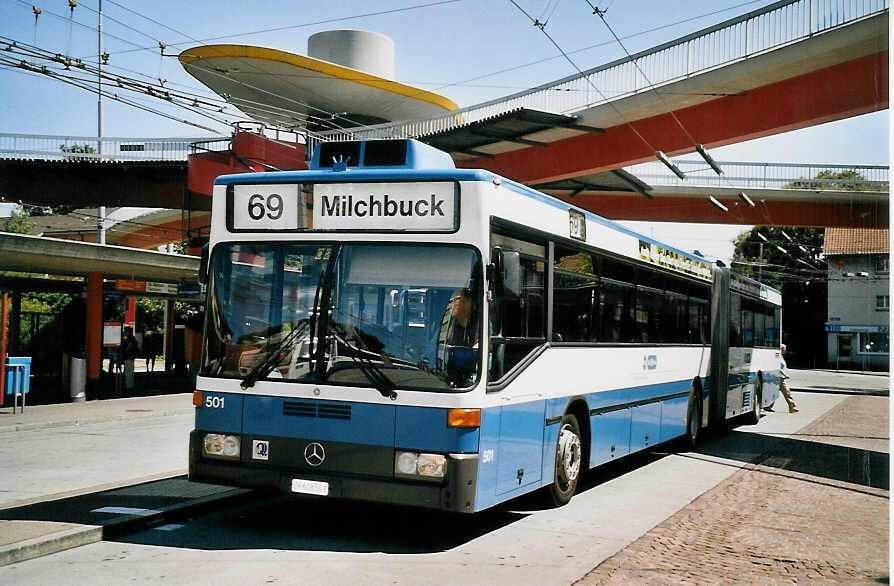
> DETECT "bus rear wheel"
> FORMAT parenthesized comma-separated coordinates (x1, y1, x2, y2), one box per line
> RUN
(679, 393, 702, 450)
(746, 380, 762, 425)
(548, 413, 582, 507)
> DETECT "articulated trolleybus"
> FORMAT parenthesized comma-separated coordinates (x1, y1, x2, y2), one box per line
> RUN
(190, 138, 782, 513)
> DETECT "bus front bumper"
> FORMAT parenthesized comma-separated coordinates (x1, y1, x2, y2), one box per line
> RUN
(188, 430, 479, 513)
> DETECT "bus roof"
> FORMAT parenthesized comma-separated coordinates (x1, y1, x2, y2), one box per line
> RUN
(214, 138, 746, 285)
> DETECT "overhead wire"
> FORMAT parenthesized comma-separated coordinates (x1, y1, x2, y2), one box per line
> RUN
(586, 1, 699, 146)
(10, 202, 191, 238)
(24, 1, 384, 133)
(0, 37, 250, 126)
(75, 0, 464, 59)
(506, 0, 658, 154)
(587, 2, 753, 217)
(431, 0, 765, 93)
(13, 0, 153, 56)
(0, 54, 228, 132)
(33, 0, 467, 133)
(5, 8, 353, 134)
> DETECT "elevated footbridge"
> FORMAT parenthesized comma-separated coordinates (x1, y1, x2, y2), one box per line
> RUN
(536, 160, 889, 226)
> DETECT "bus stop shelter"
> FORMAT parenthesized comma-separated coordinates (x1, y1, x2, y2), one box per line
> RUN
(0, 232, 199, 401)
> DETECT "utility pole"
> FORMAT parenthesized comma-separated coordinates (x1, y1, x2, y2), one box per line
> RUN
(97, 0, 105, 244)
(758, 242, 763, 282)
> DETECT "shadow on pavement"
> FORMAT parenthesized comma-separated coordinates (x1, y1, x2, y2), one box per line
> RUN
(696, 429, 888, 491)
(113, 451, 667, 554)
(7, 421, 884, 556)
(0, 477, 228, 525)
(114, 493, 528, 554)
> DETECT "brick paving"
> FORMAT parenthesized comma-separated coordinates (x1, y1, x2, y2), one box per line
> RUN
(575, 396, 889, 585)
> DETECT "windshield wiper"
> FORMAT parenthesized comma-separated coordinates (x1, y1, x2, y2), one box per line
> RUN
(331, 325, 397, 400)
(309, 245, 341, 380)
(240, 321, 309, 389)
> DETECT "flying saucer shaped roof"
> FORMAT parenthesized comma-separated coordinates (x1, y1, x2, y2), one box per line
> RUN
(179, 44, 458, 130)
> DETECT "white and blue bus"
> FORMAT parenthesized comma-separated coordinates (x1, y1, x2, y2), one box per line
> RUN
(190, 138, 782, 512)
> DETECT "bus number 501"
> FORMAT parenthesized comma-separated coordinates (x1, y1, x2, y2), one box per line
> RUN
(248, 193, 283, 220)
(205, 396, 225, 409)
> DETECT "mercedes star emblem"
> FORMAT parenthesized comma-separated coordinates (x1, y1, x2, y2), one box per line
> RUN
(304, 442, 325, 467)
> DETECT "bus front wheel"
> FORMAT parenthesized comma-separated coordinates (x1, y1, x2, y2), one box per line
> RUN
(549, 413, 582, 507)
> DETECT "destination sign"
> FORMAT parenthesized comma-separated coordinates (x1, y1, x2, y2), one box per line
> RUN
(638, 240, 713, 281)
(231, 184, 302, 231)
(313, 182, 456, 232)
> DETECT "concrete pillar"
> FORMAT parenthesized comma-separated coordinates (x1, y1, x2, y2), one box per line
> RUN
(86, 272, 103, 381)
(9, 289, 21, 354)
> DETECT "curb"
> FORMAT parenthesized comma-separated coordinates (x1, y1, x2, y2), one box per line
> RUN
(0, 408, 193, 435)
(0, 487, 255, 568)
(790, 387, 888, 397)
(0, 525, 102, 568)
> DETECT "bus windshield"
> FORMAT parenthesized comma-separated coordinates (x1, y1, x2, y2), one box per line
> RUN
(202, 242, 483, 391)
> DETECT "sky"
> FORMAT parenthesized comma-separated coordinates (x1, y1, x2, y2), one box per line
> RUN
(0, 0, 888, 262)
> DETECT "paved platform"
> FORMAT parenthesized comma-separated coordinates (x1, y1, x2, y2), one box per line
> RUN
(788, 368, 889, 395)
(0, 369, 887, 571)
(0, 393, 252, 566)
(577, 393, 889, 584)
(0, 393, 193, 434)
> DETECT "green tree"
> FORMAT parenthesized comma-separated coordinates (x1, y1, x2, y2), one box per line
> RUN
(731, 227, 824, 291)
(3, 205, 36, 234)
(59, 144, 96, 155)
(788, 169, 883, 192)
(22, 292, 73, 313)
(733, 169, 877, 291)
(135, 297, 202, 336)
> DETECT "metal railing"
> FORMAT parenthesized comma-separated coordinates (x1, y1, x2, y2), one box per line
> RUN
(0, 133, 228, 162)
(629, 160, 889, 191)
(319, 0, 887, 143)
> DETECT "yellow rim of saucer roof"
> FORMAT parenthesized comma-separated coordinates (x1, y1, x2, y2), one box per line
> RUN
(179, 44, 458, 125)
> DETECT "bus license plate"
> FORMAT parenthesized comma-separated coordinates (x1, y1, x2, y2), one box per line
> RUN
(291, 478, 329, 496)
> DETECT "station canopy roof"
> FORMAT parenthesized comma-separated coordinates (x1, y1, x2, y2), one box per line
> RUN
(417, 108, 650, 195)
(0, 232, 198, 283)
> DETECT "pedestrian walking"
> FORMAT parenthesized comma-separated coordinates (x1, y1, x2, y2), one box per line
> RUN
(776, 343, 798, 413)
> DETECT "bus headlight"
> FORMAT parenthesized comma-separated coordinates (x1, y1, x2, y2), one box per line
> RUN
(417, 453, 446, 478)
(396, 451, 418, 475)
(394, 451, 446, 480)
(203, 433, 241, 459)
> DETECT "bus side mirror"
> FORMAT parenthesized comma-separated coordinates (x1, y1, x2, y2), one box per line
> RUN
(490, 248, 521, 301)
(198, 243, 209, 285)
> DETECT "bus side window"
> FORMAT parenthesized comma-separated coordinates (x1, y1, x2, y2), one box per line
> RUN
(499, 256, 544, 339)
(665, 275, 689, 344)
(553, 247, 598, 342)
(729, 293, 742, 347)
(599, 256, 636, 343)
(689, 283, 710, 344)
(489, 235, 547, 381)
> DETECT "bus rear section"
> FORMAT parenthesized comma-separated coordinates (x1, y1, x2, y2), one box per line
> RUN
(709, 268, 783, 425)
